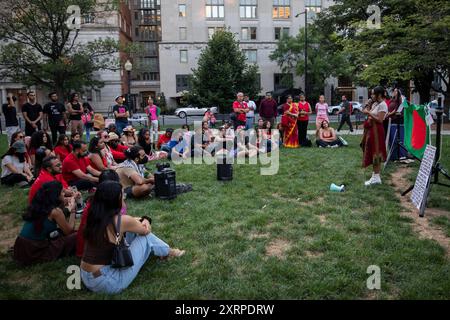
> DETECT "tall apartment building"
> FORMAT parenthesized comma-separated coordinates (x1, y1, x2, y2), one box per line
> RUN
(130, 0, 162, 110)
(159, 0, 346, 109)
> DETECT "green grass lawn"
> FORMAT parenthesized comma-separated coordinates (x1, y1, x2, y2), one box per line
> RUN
(0, 133, 449, 300)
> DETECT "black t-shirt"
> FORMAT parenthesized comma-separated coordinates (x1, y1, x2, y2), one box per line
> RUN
(2, 103, 18, 127)
(69, 102, 82, 121)
(22, 103, 43, 124)
(43, 102, 66, 125)
(113, 104, 129, 123)
(341, 101, 351, 115)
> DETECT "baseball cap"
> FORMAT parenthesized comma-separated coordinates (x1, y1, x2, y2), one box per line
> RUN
(12, 141, 26, 153)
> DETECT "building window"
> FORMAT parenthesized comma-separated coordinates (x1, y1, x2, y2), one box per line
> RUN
(208, 27, 224, 39)
(243, 50, 257, 64)
(206, 0, 224, 19)
(95, 90, 101, 102)
(241, 27, 257, 40)
(143, 42, 158, 56)
(274, 27, 290, 40)
(138, 26, 161, 40)
(140, 0, 160, 9)
(179, 4, 186, 17)
(180, 50, 188, 63)
(273, 0, 290, 19)
(274, 73, 293, 91)
(305, 0, 322, 20)
(179, 27, 187, 40)
(138, 57, 159, 72)
(176, 75, 191, 92)
(82, 13, 95, 24)
(139, 9, 161, 24)
(240, 0, 257, 19)
(135, 27, 139, 37)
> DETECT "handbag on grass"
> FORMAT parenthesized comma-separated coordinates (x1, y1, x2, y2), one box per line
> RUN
(111, 214, 134, 268)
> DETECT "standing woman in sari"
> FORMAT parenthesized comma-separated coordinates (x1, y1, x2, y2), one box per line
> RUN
(361, 86, 388, 186)
(281, 95, 299, 148)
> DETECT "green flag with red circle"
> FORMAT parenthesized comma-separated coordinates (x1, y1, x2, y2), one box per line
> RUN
(403, 100, 430, 159)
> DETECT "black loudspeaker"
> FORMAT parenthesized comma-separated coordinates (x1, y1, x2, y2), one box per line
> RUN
(154, 164, 177, 200)
(217, 156, 233, 181)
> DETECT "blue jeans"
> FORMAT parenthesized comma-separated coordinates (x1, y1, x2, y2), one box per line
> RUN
(81, 232, 170, 294)
(245, 117, 254, 130)
(85, 123, 93, 141)
(115, 121, 128, 136)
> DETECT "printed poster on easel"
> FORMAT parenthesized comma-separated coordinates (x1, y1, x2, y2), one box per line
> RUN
(411, 145, 436, 214)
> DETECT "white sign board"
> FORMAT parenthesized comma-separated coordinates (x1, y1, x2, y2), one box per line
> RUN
(411, 145, 436, 211)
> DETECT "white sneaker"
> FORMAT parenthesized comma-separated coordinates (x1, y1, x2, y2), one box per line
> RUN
(365, 174, 382, 186)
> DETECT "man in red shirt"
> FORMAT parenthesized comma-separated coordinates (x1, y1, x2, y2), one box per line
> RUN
(232, 92, 249, 129)
(259, 92, 278, 127)
(28, 156, 76, 203)
(62, 141, 100, 190)
(157, 128, 174, 150)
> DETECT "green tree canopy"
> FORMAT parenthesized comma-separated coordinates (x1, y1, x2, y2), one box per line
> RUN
(316, 0, 450, 104)
(0, 0, 134, 100)
(188, 30, 260, 113)
(270, 25, 353, 104)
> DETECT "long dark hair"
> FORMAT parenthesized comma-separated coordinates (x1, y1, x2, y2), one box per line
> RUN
(55, 134, 70, 149)
(23, 181, 63, 234)
(84, 181, 123, 245)
(9, 131, 24, 147)
(88, 136, 102, 156)
(33, 147, 48, 178)
(137, 128, 150, 147)
(1, 146, 18, 159)
(30, 130, 52, 151)
(69, 93, 79, 104)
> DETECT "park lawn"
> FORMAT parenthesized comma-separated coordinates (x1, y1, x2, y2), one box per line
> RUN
(0, 134, 449, 300)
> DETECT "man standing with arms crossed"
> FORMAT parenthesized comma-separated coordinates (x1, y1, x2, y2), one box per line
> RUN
(232, 92, 249, 129)
(43, 92, 67, 143)
(22, 91, 43, 137)
(259, 92, 278, 127)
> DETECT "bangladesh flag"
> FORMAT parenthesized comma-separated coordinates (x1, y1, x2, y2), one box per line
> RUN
(403, 100, 431, 159)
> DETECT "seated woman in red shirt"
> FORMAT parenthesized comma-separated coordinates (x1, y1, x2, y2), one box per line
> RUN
(54, 134, 72, 162)
(88, 136, 109, 171)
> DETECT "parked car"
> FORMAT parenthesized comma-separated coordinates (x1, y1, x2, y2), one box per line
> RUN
(327, 101, 363, 115)
(174, 105, 218, 118)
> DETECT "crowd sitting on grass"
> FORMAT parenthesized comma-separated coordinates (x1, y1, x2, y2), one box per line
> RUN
(1, 87, 396, 294)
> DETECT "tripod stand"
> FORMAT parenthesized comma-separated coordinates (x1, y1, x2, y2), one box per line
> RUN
(401, 108, 450, 217)
(384, 114, 405, 170)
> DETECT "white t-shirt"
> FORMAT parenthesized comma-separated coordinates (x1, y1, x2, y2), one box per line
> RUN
(1, 155, 27, 178)
(246, 100, 256, 118)
(370, 101, 388, 118)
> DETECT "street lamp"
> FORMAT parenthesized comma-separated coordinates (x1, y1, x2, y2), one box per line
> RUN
(295, 10, 308, 98)
(124, 60, 133, 113)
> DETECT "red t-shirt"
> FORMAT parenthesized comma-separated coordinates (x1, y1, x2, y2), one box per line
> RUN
(54, 145, 72, 162)
(28, 170, 69, 203)
(62, 152, 90, 183)
(89, 154, 107, 171)
(233, 101, 248, 122)
(157, 134, 171, 149)
(298, 101, 311, 121)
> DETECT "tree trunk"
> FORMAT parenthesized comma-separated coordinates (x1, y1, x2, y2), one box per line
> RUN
(413, 70, 434, 104)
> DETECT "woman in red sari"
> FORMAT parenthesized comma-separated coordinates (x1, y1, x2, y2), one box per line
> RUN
(282, 95, 299, 148)
(361, 86, 388, 186)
